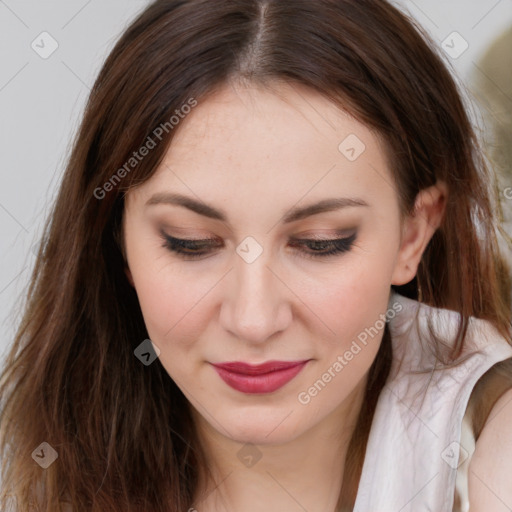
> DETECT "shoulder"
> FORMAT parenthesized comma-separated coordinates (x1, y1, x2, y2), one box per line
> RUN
(467, 385, 512, 511)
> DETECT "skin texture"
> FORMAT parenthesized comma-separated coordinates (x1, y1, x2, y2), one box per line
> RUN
(468, 387, 512, 511)
(122, 80, 446, 511)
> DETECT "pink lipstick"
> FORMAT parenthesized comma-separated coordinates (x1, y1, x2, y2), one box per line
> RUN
(211, 360, 309, 394)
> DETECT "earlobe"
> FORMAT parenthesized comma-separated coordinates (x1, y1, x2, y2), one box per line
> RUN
(391, 181, 447, 286)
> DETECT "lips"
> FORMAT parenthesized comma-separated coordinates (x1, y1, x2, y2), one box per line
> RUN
(211, 360, 310, 394)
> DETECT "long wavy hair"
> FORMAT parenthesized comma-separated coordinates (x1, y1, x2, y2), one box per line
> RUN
(1, 0, 511, 510)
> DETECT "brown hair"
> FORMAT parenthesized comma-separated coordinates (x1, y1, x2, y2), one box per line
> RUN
(1, 0, 511, 510)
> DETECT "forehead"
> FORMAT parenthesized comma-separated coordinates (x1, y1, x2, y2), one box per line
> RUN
(128, 81, 398, 216)
(167, 81, 380, 163)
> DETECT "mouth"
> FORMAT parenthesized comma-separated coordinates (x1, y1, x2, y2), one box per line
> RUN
(210, 360, 310, 394)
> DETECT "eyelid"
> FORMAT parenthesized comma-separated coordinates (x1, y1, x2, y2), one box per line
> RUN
(159, 230, 358, 261)
(161, 229, 355, 244)
(162, 233, 222, 248)
(290, 228, 357, 240)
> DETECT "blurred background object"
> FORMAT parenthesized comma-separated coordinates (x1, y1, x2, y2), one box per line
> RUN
(469, 25, 512, 279)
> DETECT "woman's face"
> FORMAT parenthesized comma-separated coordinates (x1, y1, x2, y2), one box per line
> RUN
(122, 81, 423, 445)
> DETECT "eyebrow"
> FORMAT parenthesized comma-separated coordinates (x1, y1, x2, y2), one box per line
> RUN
(145, 192, 369, 224)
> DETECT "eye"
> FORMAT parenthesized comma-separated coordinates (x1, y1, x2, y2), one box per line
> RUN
(161, 234, 223, 260)
(160, 232, 357, 260)
(288, 232, 357, 259)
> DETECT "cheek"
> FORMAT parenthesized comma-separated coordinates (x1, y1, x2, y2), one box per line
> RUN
(131, 266, 216, 387)
(295, 263, 392, 413)
(127, 244, 210, 350)
(294, 244, 397, 345)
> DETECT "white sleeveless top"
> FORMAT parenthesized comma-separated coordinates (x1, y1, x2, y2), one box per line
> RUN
(353, 291, 512, 512)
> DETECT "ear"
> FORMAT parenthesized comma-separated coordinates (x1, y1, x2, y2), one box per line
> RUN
(391, 181, 448, 286)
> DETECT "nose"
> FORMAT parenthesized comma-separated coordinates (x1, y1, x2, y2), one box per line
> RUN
(219, 250, 292, 345)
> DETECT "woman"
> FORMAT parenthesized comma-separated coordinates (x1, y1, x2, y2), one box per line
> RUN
(1, 0, 511, 510)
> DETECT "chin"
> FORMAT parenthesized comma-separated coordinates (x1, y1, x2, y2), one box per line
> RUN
(217, 406, 307, 446)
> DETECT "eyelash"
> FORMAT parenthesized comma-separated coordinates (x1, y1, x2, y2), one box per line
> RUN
(160, 232, 357, 260)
